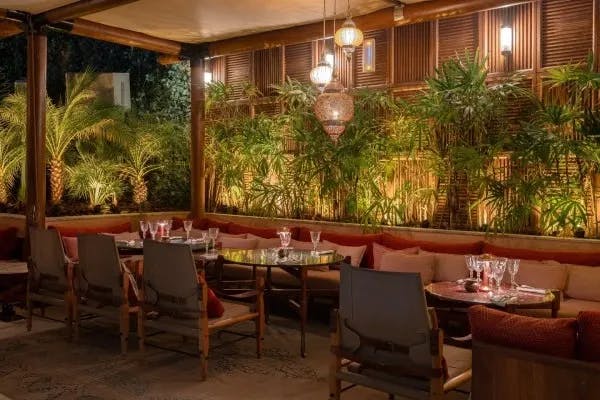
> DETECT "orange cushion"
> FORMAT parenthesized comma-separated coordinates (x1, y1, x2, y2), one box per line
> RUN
(49, 222, 131, 237)
(62, 236, 79, 262)
(299, 228, 382, 268)
(0, 227, 19, 260)
(483, 243, 600, 266)
(469, 305, 577, 359)
(577, 311, 600, 362)
(381, 233, 483, 255)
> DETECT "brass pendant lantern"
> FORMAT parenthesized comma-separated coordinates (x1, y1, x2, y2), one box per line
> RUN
(314, 75, 354, 142)
(334, 0, 364, 60)
(310, 0, 333, 91)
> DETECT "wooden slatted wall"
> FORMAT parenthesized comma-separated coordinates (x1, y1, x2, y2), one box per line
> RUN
(254, 47, 282, 96)
(225, 52, 251, 99)
(354, 29, 389, 88)
(393, 22, 434, 84)
(541, 0, 593, 67)
(283, 42, 312, 83)
(438, 14, 479, 63)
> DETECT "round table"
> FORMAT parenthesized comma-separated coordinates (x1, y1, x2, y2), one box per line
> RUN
(425, 281, 560, 317)
(115, 239, 208, 255)
(219, 248, 345, 357)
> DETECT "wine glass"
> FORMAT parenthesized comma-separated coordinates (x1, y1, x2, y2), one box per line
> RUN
(165, 219, 173, 238)
(492, 258, 507, 293)
(208, 227, 219, 255)
(472, 256, 483, 283)
(183, 220, 193, 241)
(310, 231, 321, 255)
(148, 221, 159, 241)
(200, 231, 208, 253)
(506, 259, 520, 292)
(139, 220, 148, 240)
(279, 231, 291, 249)
(157, 220, 167, 240)
(465, 255, 475, 279)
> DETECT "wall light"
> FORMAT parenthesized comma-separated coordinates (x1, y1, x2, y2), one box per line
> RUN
(500, 24, 513, 55)
(325, 52, 334, 68)
(362, 38, 375, 72)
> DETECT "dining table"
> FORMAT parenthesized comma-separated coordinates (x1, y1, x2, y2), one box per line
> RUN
(218, 248, 346, 357)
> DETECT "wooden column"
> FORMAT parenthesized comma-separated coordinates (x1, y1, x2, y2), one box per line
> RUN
(190, 55, 206, 218)
(25, 26, 47, 230)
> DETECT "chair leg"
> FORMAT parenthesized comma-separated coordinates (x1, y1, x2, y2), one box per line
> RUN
(26, 293, 33, 332)
(120, 305, 129, 355)
(73, 297, 80, 341)
(255, 315, 263, 358)
(137, 308, 145, 352)
(65, 292, 73, 341)
(199, 331, 209, 381)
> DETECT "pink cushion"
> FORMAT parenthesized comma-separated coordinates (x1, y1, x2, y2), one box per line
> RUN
(62, 236, 79, 262)
(322, 240, 366, 267)
(517, 260, 567, 291)
(420, 250, 470, 282)
(379, 253, 435, 284)
(247, 234, 281, 249)
(220, 232, 247, 239)
(219, 237, 258, 250)
(372, 242, 419, 270)
(565, 265, 600, 302)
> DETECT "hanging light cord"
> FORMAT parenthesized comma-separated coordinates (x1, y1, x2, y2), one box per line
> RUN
(346, 0, 351, 17)
(322, 0, 326, 41)
(333, 0, 337, 67)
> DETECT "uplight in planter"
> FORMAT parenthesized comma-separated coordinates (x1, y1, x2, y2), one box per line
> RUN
(500, 24, 513, 55)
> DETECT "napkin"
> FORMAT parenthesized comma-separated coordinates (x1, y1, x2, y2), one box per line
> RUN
(517, 285, 547, 294)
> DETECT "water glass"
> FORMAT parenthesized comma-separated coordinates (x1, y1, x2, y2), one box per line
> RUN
(279, 231, 291, 249)
(208, 227, 219, 255)
(506, 259, 520, 291)
(139, 220, 148, 239)
(310, 231, 321, 255)
(149, 221, 159, 240)
(183, 220, 193, 241)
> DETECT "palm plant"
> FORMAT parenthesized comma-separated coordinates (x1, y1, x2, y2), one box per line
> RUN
(67, 155, 123, 209)
(0, 126, 23, 203)
(121, 131, 162, 206)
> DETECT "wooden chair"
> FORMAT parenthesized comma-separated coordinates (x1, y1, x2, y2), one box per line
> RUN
(26, 227, 73, 336)
(329, 265, 472, 400)
(139, 240, 265, 380)
(74, 233, 142, 354)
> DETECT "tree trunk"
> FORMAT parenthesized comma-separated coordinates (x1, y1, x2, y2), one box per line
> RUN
(132, 177, 148, 205)
(0, 180, 8, 204)
(49, 158, 64, 204)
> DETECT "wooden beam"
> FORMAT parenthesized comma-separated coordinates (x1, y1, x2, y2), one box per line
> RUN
(0, 19, 22, 38)
(190, 55, 206, 218)
(208, 0, 531, 57)
(35, 0, 140, 24)
(26, 27, 47, 230)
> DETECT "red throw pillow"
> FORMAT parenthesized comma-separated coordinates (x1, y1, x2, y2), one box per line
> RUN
(0, 227, 19, 260)
(577, 311, 600, 362)
(206, 287, 225, 318)
(483, 243, 600, 266)
(189, 217, 231, 233)
(49, 222, 131, 238)
(382, 233, 483, 255)
(469, 305, 577, 359)
(299, 228, 382, 268)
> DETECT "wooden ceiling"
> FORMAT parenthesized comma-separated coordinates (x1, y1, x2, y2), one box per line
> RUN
(1, 0, 429, 43)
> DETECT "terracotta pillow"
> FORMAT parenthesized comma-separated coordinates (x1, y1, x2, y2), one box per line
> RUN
(49, 222, 131, 238)
(228, 222, 281, 238)
(381, 233, 483, 255)
(299, 228, 382, 268)
(379, 253, 435, 285)
(247, 234, 281, 249)
(0, 227, 18, 260)
(62, 236, 79, 262)
(565, 265, 600, 302)
(322, 240, 367, 267)
(419, 250, 470, 282)
(577, 311, 600, 362)
(219, 237, 258, 250)
(482, 242, 600, 267)
(517, 260, 567, 291)
(187, 217, 232, 233)
(198, 274, 225, 318)
(372, 242, 419, 270)
(469, 305, 577, 359)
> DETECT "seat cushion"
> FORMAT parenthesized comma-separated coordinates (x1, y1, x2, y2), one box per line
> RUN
(559, 298, 600, 318)
(482, 243, 600, 267)
(517, 260, 567, 291)
(0, 227, 19, 260)
(565, 264, 600, 302)
(577, 311, 600, 362)
(322, 240, 366, 267)
(469, 305, 577, 358)
(379, 253, 435, 285)
(381, 233, 483, 255)
(372, 242, 419, 270)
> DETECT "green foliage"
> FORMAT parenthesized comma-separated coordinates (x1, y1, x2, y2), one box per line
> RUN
(67, 155, 123, 209)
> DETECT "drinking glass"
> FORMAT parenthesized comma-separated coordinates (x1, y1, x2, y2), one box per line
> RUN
(139, 220, 148, 240)
(465, 255, 475, 279)
(492, 258, 507, 293)
(183, 220, 193, 241)
(279, 231, 291, 249)
(149, 221, 159, 240)
(506, 259, 520, 292)
(472, 256, 483, 283)
(165, 219, 173, 238)
(310, 231, 321, 255)
(157, 220, 167, 240)
(208, 227, 219, 255)
(200, 231, 208, 253)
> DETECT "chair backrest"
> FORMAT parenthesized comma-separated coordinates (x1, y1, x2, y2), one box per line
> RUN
(339, 265, 434, 369)
(77, 234, 123, 304)
(142, 240, 200, 313)
(28, 226, 68, 288)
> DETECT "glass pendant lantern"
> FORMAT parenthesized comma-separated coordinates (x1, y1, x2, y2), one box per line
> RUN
(310, 0, 333, 91)
(334, 0, 364, 60)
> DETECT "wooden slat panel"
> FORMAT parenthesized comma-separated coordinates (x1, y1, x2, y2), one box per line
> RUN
(393, 22, 433, 84)
(254, 47, 282, 96)
(225, 52, 251, 99)
(542, 0, 593, 67)
(284, 42, 312, 83)
(316, 38, 353, 89)
(438, 14, 479, 63)
(255, 100, 281, 116)
(487, 3, 533, 73)
(354, 29, 389, 88)
(210, 56, 226, 83)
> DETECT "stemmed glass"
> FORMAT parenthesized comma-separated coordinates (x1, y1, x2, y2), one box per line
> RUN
(279, 231, 291, 248)
(148, 221, 159, 241)
(183, 220, 193, 241)
(200, 231, 208, 253)
(472, 256, 483, 283)
(491, 258, 507, 293)
(157, 220, 167, 240)
(164, 219, 173, 238)
(506, 259, 520, 292)
(208, 227, 219, 255)
(310, 231, 321, 255)
(139, 220, 148, 240)
(465, 255, 475, 279)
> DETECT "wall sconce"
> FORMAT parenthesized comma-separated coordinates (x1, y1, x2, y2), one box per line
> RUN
(362, 38, 376, 72)
(500, 24, 513, 55)
(204, 72, 213, 85)
(325, 52, 334, 68)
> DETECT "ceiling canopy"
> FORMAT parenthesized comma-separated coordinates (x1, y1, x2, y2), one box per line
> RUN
(1, 0, 428, 43)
